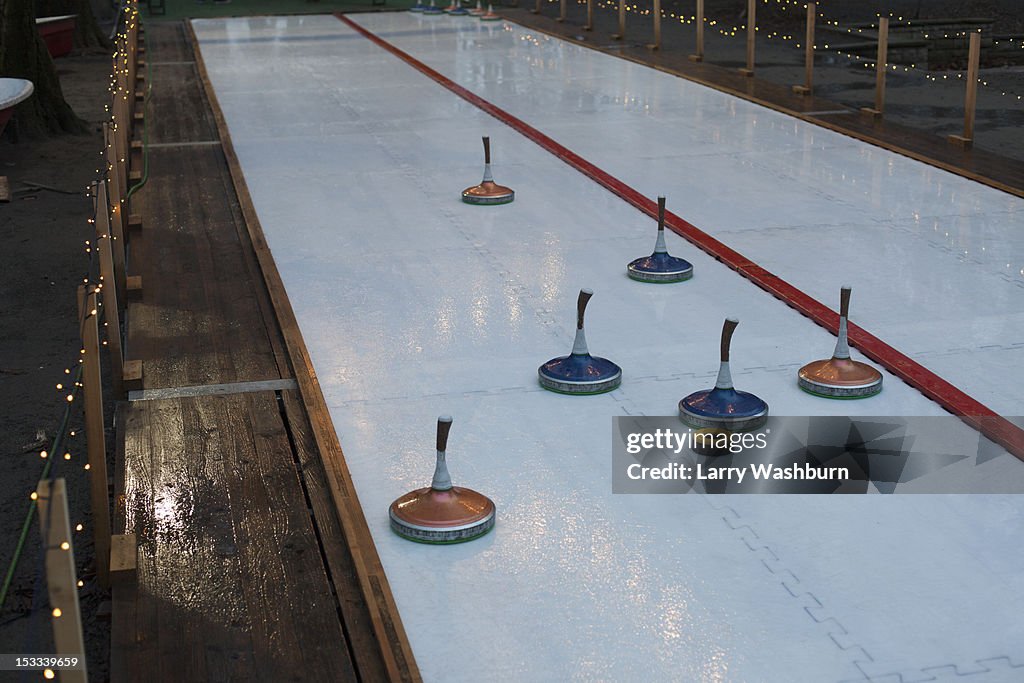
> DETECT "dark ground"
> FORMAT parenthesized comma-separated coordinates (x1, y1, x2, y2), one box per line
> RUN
(0, 1, 1021, 681)
(0, 52, 112, 680)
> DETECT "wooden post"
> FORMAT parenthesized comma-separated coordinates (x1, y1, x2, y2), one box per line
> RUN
(688, 0, 704, 61)
(862, 18, 888, 117)
(584, 0, 593, 30)
(530, 0, 540, 13)
(738, 0, 756, 76)
(103, 124, 129, 309)
(556, 0, 565, 22)
(793, 2, 815, 95)
(948, 31, 981, 148)
(94, 182, 126, 398)
(82, 292, 112, 588)
(36, 479, 89, 683)
(612, 0, 625, 40)
(648, 0, 661, 50)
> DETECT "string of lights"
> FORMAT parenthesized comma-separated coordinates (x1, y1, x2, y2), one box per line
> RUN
(542, 0, 1024, 103)
(0, 6, 142, 675)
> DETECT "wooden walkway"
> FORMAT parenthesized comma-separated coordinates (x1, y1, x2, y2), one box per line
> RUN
(112, 21, 417, 682)
(502, 8, 1024, 200)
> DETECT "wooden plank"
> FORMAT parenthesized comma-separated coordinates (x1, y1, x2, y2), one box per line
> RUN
(94, 181, 126, 397)
(82, 292, 112, 587)
(738, 0, 755, 75)
(611, 0, 625, 40)
(280, 390, 389, 682)
(232, 391, 358, 680)
(36, 478, 89, 683)
(793, 2, 815, 95)
(189, 21, 421, 683)
(0, 175, 9, 202)
(862, 18, 889, 117)
(110, 533, 137, 577)
(648, 0, 661, 51)
(124, 146, 285, 389)
(949, 31, 981, 148)
(119, 397, 249, 682)
(123, 359, 143, 392)
(688, 0, 703, 61)
(117, 393, 358, 680)
(110, 403, 139, 683)
(103, 123, 129, 308)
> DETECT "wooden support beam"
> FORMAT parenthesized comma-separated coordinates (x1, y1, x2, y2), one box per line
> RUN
(948, 31, 981, 149)
(584, 0, 593, 31)
(556, 0, 565, 22)
(738, 0, 756, 76)
(128, 213, 143, 232)
(103, 124, 129, 308)
(94, 181, 126, 398)
(530, 0, 541, 14)
(0, 175, 9, 202)
(126, 275, 143, 301)
(862, 18, 888, 117)
(688, 0, 704, 62)
(612, 0, 626, 40)
(648, 0, 661, 50)
(793, 2, 815, 95)
(82, 293, 112, 588)
(36, 478, 89, 683)
(109, 533, 137, 580)
(123, 359, 144, 392)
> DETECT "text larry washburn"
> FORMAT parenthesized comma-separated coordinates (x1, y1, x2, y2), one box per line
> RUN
(625, 462, 851, 484)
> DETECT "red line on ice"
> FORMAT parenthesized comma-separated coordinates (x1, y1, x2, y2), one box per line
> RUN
(335, 13, 1024, 462)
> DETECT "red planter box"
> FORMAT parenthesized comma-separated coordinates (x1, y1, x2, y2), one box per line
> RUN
(37, 15, 77, 58)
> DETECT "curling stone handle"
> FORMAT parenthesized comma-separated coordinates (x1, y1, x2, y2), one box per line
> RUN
(436, 416, 453, 453)
(657, 196, 666, 232)
(720, 318, 739, 362)
(840, 286, 852, 319)
(577, 288, 593, 330)
(482, 136, 491, 165)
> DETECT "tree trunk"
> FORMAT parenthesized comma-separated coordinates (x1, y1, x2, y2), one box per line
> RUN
(36, 0, 111, 50)
(1, 0, 88, 139)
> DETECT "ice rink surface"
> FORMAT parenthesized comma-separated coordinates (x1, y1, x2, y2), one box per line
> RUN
(193, 14, 1024, 682)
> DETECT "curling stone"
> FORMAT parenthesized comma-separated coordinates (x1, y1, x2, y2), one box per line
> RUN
(798, 286, 882, 399)
(409, 0, 428, 11)
(423, 0, 445, 14)
(538, 289, 622, 395)
(462, 136, 514, 205)
(679, 318, 768, 431)
(480, 3, 501, 20)
(389, 416, 496, 544)
(446, 0, 470, 14)
(627, 196, 693, 283)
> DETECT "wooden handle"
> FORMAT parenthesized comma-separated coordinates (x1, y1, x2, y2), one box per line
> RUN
(436, 416, 453, 452)
(577, 288, 593, 330)
(482, 136, 491, 165)
(720, 317, 739, 362)
(657, 196, 666, 232)
(840, 286, 851, 319)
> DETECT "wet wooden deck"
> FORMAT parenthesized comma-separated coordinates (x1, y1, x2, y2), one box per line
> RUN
(112, 21, 417, 682)
(502, 7, 1024, 200)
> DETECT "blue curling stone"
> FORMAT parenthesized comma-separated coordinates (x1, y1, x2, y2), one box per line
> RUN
(539, 354, 622, 395)
(679, 386, 768, 431)
(628, 252, 694, 283)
